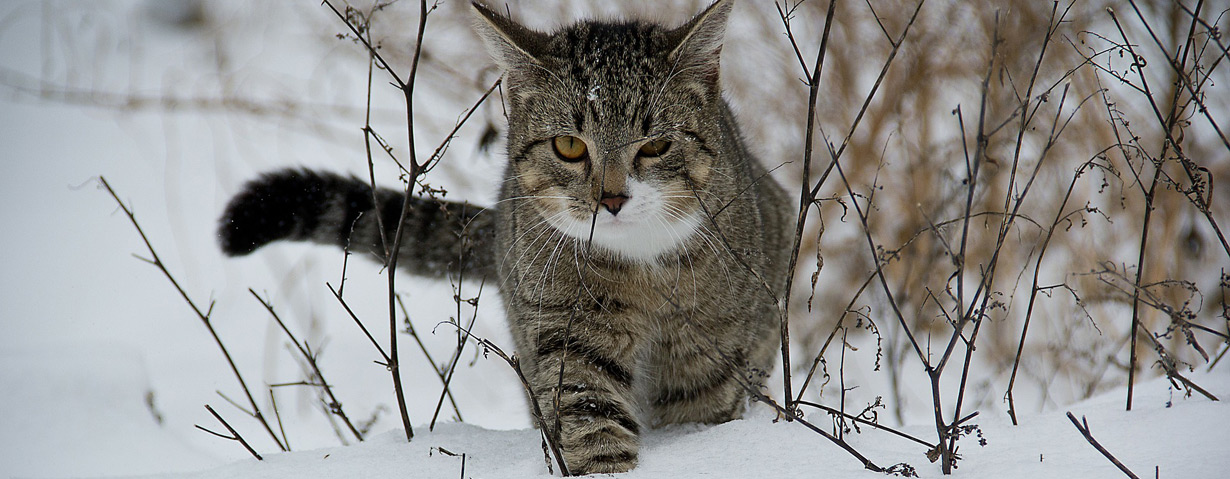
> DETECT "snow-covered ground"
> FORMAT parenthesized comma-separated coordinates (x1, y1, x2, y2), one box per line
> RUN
(1, 1, 1226, 478)
(119, 372, 1230, 478)
(5, 343, 1226, 478)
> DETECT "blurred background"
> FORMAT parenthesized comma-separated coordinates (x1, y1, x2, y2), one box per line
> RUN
(1, 0, 1225, 477)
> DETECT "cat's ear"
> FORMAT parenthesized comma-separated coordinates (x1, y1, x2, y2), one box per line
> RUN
(666, 0, 733, 82)
(471, 2, 549, 71)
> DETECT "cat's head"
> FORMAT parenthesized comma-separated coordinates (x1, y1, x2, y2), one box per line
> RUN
(472, 0, 734, 263)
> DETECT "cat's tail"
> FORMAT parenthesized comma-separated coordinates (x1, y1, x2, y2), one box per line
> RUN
(218, 168, 496, 281)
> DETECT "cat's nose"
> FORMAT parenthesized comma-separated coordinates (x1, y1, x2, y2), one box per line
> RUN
(600, 193, 629, 215)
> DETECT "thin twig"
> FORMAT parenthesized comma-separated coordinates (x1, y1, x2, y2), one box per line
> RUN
(749, 387, 886, 473)
(474, 335, 571, 476)
(250, 288, 365, 442)
(1007, 156, 1105, 424)
(430, 281, 485, 430)
(1066, 412, 1140, 479)
(421, 79, 502, 176)
(1106, 6, 1181, 411)
(1003, 3, 1082, 421)
(100, 176, 286, 452)
(397, 294, 463, 422)
(324, 0, 441, 443)
(797, 400, 936, 449)
(199, 405, 264, 461)
(327, 282, 390, 362)
(776, 0, 840, 417)
(269, 389, 291, 451)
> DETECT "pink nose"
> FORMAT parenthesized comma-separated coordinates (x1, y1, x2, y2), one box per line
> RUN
(600, 194, 628, 215)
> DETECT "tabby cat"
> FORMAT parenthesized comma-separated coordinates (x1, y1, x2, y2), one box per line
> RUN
(218, 0, 791, 474)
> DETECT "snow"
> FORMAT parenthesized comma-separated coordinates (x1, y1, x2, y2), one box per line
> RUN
(1, 1, 1227, 479)
(6, 368, 1217, 479)
(954, 373, 1228, 479)
(1, 345, 217, 477)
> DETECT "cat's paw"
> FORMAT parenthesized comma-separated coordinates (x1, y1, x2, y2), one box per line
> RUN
(569, 450, 637, 475)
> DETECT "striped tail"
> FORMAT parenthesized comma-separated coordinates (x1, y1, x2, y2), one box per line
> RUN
(218, 168, 495, 281)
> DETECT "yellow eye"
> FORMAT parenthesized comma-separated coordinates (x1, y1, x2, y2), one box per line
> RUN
(552, 136, 588, 162)
(638, 139, 671, 157)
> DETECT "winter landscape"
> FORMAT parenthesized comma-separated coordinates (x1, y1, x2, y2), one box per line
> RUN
(1, 1, 1227, 478)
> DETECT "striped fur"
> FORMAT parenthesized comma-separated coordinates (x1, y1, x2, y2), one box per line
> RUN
(219, 169, 494, 280)
(218, 0, 790, 474)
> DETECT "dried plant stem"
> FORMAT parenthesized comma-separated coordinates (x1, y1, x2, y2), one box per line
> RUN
(796, 400, 936, 449)
(747, 387, 885, 472)
(776, 0, 839, 416)
(1002, 3, 1077, 424)
(1125, 168, 1159, 412)
(268, 388, 290, 450)
(1123, 0, 1230, 260)
(1007, 157, 1102, 424)
(1066, 412, 1140, 479)
(1139, 331, 1220, 401)
(328, 283, 389, 360)
(381, 0, 432, 443)
(935, 12, 1001, 380)
(250, 289, 365, 442)
(358, 4, 391, 260)
(795, 273, 874, 400)
(198, 405, 264, 461)
(473, 335, 571, 476)
(777, 0, 924, 420)
(430, 282, 485, 430)
(324, 0, 438, 442)
(397, 295, 463, 423)
(830, 5, 1075, 470)
(99, 176, 286, 453)
(1106, 3, 1198, 410)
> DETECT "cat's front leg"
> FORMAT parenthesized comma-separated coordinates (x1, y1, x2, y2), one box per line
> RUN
(647, 304, 779, 426)
(522, 317, 644, 475)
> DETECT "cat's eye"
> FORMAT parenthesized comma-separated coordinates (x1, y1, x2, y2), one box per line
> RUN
(638, 139, 671, 157)
(552, 136, 588, 162)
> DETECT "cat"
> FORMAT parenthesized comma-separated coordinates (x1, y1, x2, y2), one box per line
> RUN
(217, 0, 791, 474)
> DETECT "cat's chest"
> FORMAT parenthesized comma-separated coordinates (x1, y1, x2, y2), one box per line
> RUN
(579, 259, 716, 317)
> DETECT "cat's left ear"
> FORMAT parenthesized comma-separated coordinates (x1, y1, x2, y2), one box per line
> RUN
(666, 0, 733, 84)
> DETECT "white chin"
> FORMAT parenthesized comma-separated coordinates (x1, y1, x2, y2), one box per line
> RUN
(553, 212, 702, 263)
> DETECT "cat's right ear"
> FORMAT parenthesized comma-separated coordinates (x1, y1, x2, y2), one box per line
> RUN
(470, 2, 548, 71)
